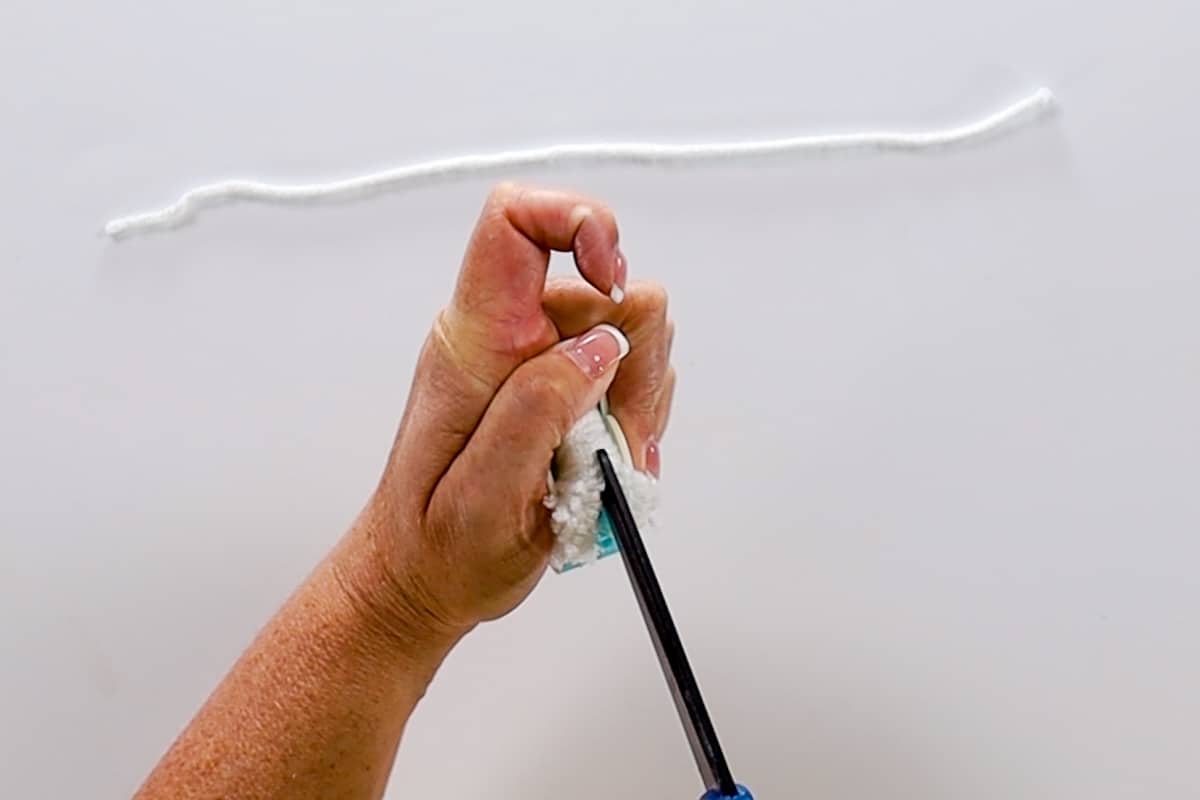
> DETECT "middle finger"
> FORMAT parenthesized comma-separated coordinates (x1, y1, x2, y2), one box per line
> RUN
(542, 278, 672, 472)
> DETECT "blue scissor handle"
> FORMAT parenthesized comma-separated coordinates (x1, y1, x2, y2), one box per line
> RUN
(701, 786, 753, 800)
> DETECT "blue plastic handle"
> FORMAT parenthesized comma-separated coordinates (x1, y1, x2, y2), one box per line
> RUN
(700, 786, 753, 800)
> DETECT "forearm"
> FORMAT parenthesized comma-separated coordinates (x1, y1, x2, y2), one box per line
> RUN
(134, 518, 463, 800)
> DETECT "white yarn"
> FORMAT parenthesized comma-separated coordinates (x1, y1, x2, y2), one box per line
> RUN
(104, 88, 1055, 239)
(544, 407, 657, 572)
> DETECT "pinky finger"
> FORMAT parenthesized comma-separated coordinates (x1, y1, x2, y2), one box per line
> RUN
(646, 367, 676, 478)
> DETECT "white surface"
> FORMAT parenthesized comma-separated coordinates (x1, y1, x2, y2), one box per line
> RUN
(1, 1, 1197, 797)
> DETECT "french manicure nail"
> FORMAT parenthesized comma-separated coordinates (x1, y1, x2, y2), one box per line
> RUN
(644, 438, 661, 478)
(610, 247, 628, 304)
(566, 324, 630, 379)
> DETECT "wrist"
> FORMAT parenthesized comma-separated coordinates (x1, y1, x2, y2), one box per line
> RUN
(328, 511, 471, 671)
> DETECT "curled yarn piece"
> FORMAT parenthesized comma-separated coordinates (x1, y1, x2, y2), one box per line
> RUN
(104, 88, 1055, 239)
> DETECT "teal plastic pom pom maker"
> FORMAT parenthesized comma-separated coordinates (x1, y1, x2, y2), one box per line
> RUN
(596, 450, 753, 800)
(591, 398, 634, 564)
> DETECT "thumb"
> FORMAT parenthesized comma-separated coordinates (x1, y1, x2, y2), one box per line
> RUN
(432, 324, 630, 514)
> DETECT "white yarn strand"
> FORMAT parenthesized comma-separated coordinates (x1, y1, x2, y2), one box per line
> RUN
(104, 88, 1054, 240)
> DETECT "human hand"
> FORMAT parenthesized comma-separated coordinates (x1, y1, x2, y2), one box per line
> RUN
(341, 184, 675, 643)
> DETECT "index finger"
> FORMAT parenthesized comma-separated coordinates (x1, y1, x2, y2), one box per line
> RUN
(450, 183, 626, 338)
(387, 185, 627, 503)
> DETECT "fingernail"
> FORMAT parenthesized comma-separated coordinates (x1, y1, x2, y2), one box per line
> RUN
(644, 439, 661, 478)
(610, 247, 628, 304)
(566, 323, 629, 379)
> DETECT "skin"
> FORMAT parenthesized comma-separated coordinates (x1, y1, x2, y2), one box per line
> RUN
(133, 183, 675, 800)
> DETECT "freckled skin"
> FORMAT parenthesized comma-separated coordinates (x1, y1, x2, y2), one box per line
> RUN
(133, 185, 676, 800)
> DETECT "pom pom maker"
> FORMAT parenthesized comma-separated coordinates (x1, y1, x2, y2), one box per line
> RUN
(554, 397, 637, 571)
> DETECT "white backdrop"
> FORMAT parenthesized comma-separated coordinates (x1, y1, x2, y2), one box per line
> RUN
(2, 1, 1198, 797)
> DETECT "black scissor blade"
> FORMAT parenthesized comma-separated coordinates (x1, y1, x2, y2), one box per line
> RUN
(597, 449, 738, 797)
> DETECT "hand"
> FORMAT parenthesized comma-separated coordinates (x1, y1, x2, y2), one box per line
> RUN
(132, 184, 676, 798)
(341, 184, 676, 642)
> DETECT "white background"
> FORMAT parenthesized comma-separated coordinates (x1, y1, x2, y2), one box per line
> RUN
(2, 1, 1197, 797)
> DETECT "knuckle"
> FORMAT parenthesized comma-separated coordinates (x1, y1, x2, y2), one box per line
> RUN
(480, 183, 527, 230)
(610, 387, 658, 434)
(487, 181, 522, 207)
(635, 280, 670, 318)
(627, 390, 660, 419)
(428, 309, 495, 394)
(512, 369, 577, 429)
(590, 201, 619, 233)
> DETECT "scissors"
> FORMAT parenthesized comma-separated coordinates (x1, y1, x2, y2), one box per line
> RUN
(597, 450, 754, 800)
